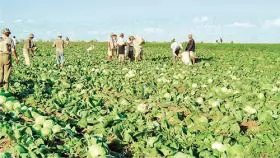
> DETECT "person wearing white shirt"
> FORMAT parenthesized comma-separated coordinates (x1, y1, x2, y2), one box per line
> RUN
(12, 36, 18, 47)
(170, 39, 183, 61)
(133, 36, 145, 61)
(117, 33, 126, 62)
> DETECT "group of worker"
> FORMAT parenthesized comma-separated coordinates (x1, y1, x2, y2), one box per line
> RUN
(107, 33, 196, 64)
(0, 27, 197, 92)
(107, 33, 145, 62)
(107, 33, 197, 65)
(171, 34, 196, 65)
(24, 33, 67, 67)
(0, 28, 66, 92)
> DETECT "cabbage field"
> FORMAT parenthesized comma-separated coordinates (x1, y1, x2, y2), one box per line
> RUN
(0, 42, 280, 157)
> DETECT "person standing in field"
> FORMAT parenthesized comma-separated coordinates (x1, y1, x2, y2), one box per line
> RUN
(117, 33, 126, 63)
(185, 34, 196, 64)
(133, 36, 145, 61)
(23, 33, 36, 66)
(170, 38, 183, 61)
(12, 36, 18, 47)
(107, 33, 117, 61)
(126, 36, 135, 61)
(65, 36, 70, 45)
(220, 37, 223, 44)
(53, 34, 65, 68)
(0, 28, 19, 92)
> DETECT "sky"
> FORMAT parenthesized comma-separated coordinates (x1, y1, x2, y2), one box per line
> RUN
(0, 0, 280, 43)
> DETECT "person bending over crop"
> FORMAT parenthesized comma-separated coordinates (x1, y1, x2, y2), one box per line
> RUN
(107, 33, 117, 61)
(0, 28, 19, 92)
(117, 33, 126, 63)
(23, 33, 36, 66)
(170, 38, 183, 61)
(185, 34, 196, 64)
(53, 34, 65, 68)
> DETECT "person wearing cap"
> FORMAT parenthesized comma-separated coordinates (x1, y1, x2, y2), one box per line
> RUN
(0, 28, 19, 92)
(185, 34, 196, 64)
(133, 36, 145, 61)
(53, 34, 65, 68)
(107, 33, 117, 61)
(23, 33, 36, 66)
(126, 36, 135, 61)
(170, 38, 183, 61)
(117, 33, 126, 63)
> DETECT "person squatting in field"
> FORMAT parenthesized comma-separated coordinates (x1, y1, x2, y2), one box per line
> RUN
(23, 33, 36, 66)
(0, 28, 19, 92)
(53, 34, 66, 68)
(170, 38, 183, 61)
(107, 33, 118, 61)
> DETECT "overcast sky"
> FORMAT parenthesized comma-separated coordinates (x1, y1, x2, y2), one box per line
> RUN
(0, 0, 280, 42)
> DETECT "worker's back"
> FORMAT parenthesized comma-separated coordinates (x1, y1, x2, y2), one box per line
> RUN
(54, 39, 65, 52)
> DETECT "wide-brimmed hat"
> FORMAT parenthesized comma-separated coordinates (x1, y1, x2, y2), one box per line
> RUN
(129, 36, 135, 39)
(2, 28, 11, 34)
(29, 33, 34, 38)
(111, 33, 117, 37)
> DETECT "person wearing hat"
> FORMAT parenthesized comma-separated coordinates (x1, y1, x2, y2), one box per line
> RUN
(170, 38, 183, 61)
(23, 33, 36, 66)
(0, 28, 19, 92)
(117, 33, 126, 63)
(126, 36, 135, 61)
(107, 33, 117, 61)
(53, 34, 65, 68)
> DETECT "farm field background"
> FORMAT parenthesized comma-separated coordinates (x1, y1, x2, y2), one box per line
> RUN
(1, 42, 280, 157)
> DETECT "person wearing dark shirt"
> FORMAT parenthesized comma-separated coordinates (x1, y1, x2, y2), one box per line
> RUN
(220, 37, 223, 43)
(185, 34, 196, 64)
